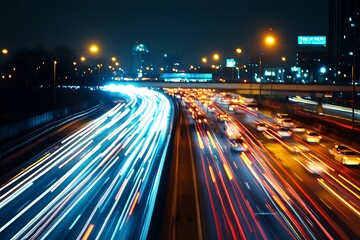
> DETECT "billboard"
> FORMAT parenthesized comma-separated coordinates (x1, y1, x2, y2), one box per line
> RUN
(226, 58, 236, 67)
(298, 36, 326, 46)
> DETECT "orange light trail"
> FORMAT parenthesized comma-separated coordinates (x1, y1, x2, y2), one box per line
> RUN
(81, 224, 94, 240)
(318, 178, 360, 216)
(129, 192, 140, 216)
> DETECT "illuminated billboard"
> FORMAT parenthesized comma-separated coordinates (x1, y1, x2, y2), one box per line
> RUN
(226, 58, 236, 67)
(160, 73, 213, 82)
(298, 36, 326, 46)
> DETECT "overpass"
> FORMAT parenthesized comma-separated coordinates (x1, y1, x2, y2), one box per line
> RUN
(110, 81, 359, 97)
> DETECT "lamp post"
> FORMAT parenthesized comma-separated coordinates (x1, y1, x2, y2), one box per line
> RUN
(260, 34, 276, 102)
(259, 53, 263, 98)
(53, 60, 57, 120)
(97, 64, 102, 82)
(352, 52, 356, 131)
(213, 53, 220, 80)
(234, 48, 242, 81)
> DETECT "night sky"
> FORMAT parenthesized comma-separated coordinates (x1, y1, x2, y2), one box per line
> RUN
(1, 0, 328, 69)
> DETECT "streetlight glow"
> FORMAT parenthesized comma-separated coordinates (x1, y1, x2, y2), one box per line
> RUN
(2, 49, 8, 54)
(202, 57, 207, 63)
(89, 45, 99, 53)
(213, 53, 219, 61)
(265, 35, 275, 45)
(236, 48, 242, 54)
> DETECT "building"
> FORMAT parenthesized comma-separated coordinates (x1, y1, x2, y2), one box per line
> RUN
(329, 0, 360, 83)
(296, 36, 328, 83)
(131, 43, 152, 78)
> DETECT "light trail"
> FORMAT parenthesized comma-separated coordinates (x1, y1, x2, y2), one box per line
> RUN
(0, 85, 173, 239)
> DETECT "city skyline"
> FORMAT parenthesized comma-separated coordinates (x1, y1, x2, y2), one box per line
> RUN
(1, 0, 328, 69)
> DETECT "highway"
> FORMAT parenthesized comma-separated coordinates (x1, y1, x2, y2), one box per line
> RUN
(175, 88, 360, 239)
(2, 86, 360, 239)
(0, 86, 173, 239)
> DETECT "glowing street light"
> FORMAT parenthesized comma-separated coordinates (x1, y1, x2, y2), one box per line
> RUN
(235, 48, 242, 54)
(2, 49, 8, 55)
(213, 53, 220, 61)
(89, 45, 99, 54)
(202, 57, 207, 63)
(265, 35, 275, 45)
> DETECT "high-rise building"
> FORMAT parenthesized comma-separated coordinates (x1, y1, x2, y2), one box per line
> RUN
(296, 36, 328, 83)
(329, 0, 360, 83)
(131, 43, 150, 78)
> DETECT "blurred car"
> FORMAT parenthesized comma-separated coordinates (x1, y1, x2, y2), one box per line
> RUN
(305, 131, 322, 143)
(207, 105, 216, 113)
(228, 104, 237, 111)
(333, 150, 360, 165)
(275, 113, 290, 125)
(195, 114, 208, 124)
(256, 122, 268, 131)
(328, 144, 351, 155)
(305, 160, 325, 174)
(276, 127, 292, 137)
(281, 119, 294, 128)
(291, 125, 306, 133)
(228, 138, 248, 152)
(243, 102, 258, 111)
(217, 113, 229, 122)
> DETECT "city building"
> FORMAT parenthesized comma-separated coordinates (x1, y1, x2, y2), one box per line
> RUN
(329, 0, 360, 83)
(131, 42, 153, 79)
(295, 36, 328, 83)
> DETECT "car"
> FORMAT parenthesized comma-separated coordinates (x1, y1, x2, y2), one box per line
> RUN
(207, 105, 216, 113)
(195, 114, 208, 124)
(256, 123, 268, 131)
(217, 113, 229, 122)
(333, 150, 360, 165)
(291, 125, 306, 133)
(228, 138, 248, 152)
(228, 104, 237, 111)
(281, 119, 294, 128)
(275, 113, 290, 125)
(328, 144, 351, 155)
(276, 127, 292, 137)
(305, 131, 322, 143)
(243, 102, 258, 111)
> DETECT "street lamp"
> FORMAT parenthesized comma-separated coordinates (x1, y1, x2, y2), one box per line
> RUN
(352, 52, 356, 130)
(234, 48, 243, 80)
(89, 44, 99, 54)
(97, 64, 102, 81)
(213, 54, 220, 80)
(53, 60, 57, 120)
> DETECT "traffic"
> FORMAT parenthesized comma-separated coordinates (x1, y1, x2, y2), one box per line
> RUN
(168, 88, 360, 239)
